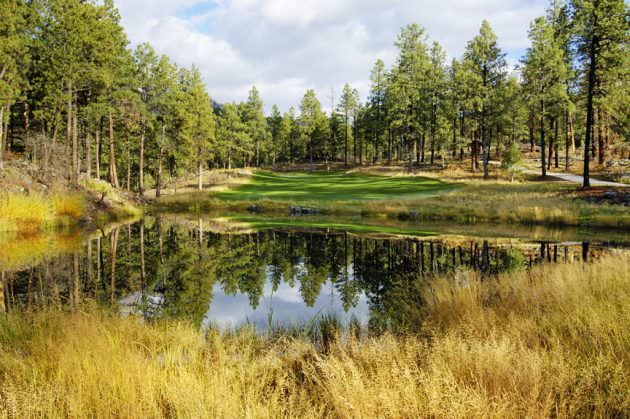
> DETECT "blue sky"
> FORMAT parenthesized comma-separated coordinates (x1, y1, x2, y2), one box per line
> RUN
(115, 0, 548, 113)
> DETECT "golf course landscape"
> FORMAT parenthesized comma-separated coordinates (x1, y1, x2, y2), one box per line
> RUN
(2, 0, 629, 416)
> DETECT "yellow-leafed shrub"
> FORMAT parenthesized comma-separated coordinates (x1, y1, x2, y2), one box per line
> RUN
(0, 193, 51, 232)
(52, 193, 87, 218)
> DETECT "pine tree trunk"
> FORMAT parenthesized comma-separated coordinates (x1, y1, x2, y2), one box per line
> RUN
(481, 103, 488, 179)
(108, 109, 119, 188)
(139, 121, 145, 195)
(583, 32, 597, 188)
(97, 237, 102, 295)
(451, 116, 457, 159)
(1, 105, 8, 155)
(72, 98, 78, 182)
(471, 131, 477, 172)
(430, 110, 436, 165)
(198, 160, 203, 191)
(353, 123, 357, 165)
(547, 117, 554, 171)
(597, 106, 606, 166)
(374, 129, 378, 164)
(95, 124, 101, 180)
(85, 118, 91, 179)
(565, 111, 570, 171)
(126, 146, 131, 192)
(67, 95, 73, 179)
(156, 146, 163, 198)
(24, 103, 31, 162)
(554, 119, 559, 169)
(540, 101, 546, 178)
(568, 110, 575, 153)
(344, 119, 348, 166)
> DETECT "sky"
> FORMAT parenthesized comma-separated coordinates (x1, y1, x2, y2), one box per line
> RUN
(114, 0, 548, 113)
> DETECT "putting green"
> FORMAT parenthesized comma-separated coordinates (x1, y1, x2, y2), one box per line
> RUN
(217, 171, 457, 201)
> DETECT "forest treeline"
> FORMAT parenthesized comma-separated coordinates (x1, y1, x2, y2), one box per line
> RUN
(0, 0, 628, 193)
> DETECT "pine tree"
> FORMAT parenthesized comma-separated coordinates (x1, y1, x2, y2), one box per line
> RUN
(570, 0, 628, 187)
(522, 17, 569, 178)
(0, 0, 29, 168)
(268, 104, 282, 165)
(337, 83, 359, 165)
(368, 59, 387, 163)
(182, 67, 215, 190)
(216, 102, 248, 170)
(299, 89, 328, 164)
(242, 86, 270, 167)
(463, 20, 507, 179)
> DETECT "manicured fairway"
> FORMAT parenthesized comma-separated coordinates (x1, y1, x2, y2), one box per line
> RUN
(217, 171, 457, 201)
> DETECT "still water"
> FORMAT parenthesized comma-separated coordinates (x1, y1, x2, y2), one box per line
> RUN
(1, 216, 628, 332)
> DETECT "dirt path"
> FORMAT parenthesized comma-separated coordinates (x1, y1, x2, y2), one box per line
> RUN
(498, 160, 630, 187)
(544, 171, 629, 187)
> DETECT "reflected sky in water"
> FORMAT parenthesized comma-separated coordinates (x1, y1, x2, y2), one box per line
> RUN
(205, 275, 370, 330)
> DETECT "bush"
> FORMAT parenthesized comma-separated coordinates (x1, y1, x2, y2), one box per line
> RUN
(501, 143, 522, 182)
(0, 193, 51, 232)
(52, 193, 87, 218)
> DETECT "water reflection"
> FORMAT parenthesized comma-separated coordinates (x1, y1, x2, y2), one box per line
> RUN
(1, 217, 627, 331)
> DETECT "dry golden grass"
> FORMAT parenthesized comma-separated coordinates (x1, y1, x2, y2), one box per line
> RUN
(0, 192, 92, 233)
(1, 255, 628, 417)
(362, 180, 630, 228)
(0, 193, 52, 232)
(51, 193, 87, 218)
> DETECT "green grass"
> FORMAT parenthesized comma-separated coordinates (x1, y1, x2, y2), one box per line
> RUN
(222, 215, 438, 236)
(216, 171, 458, 201)
(153, 170, 630, 230)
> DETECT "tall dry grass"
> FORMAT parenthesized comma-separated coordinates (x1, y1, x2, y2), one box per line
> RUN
(0, 255, 628, 417)
(0, 194, 51, 232)
(0, 193, 91, 233)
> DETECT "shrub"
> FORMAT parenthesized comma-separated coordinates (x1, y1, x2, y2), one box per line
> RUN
(0, 193, 51, 232)
(52, 193, 87, 218)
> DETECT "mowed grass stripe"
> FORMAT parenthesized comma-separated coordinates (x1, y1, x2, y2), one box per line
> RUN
(217, 171, 457, 201)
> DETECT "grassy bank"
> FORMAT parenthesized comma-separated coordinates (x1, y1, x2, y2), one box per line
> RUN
(1, 255, 628, 417)
(0, 179, 141, 234)
(153, 171, 630, 229)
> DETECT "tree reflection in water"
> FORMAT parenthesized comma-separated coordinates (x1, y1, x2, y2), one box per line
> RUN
(2, 217, 624, 332)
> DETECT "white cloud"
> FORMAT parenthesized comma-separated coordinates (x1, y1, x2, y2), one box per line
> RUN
(114, 0, 547, 113)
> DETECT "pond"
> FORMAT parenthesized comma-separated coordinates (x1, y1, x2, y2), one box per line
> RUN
(1, 215, 628, 332)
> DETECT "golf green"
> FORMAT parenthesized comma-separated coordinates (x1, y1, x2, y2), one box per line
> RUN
(217, 171, 457, 201)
